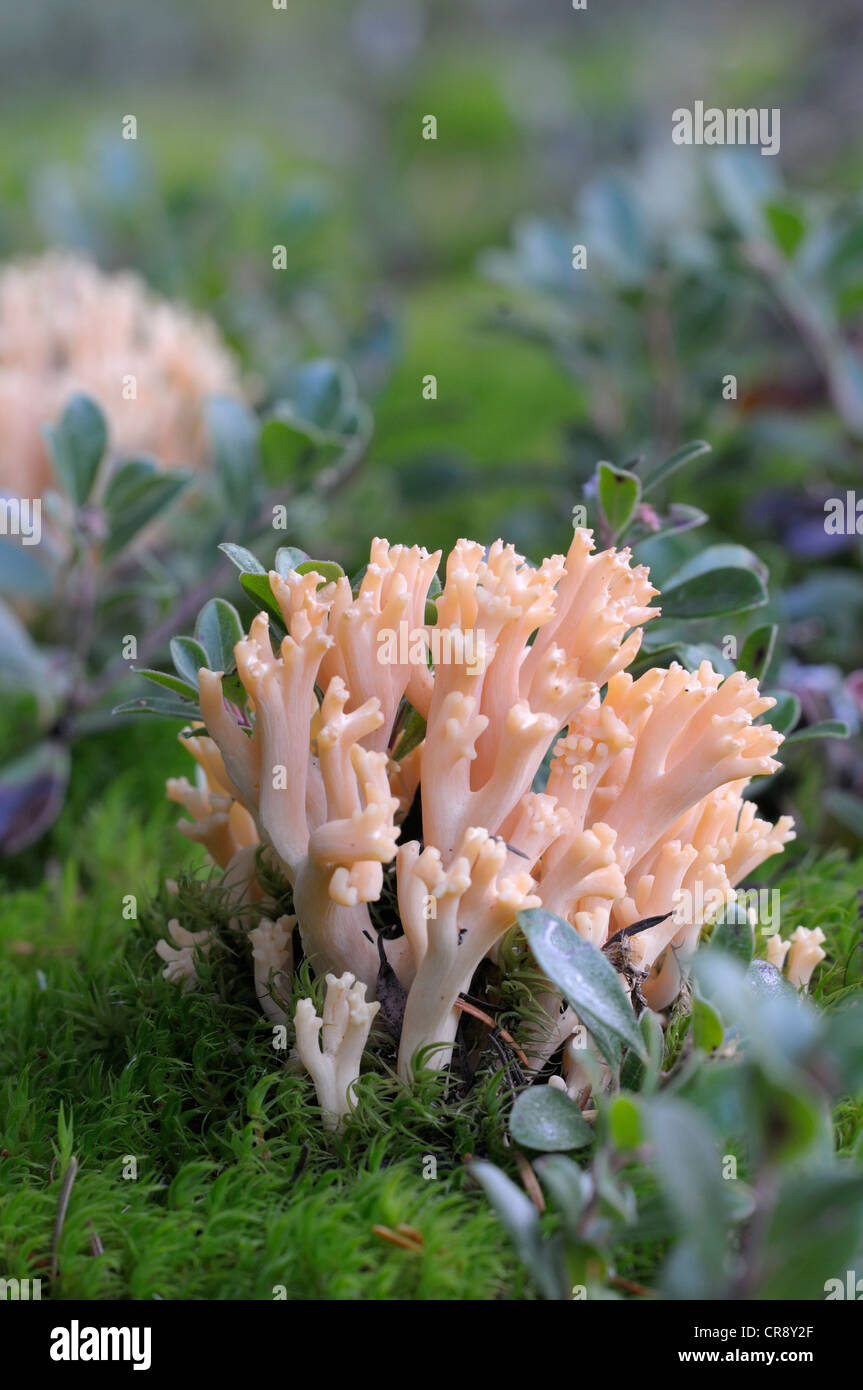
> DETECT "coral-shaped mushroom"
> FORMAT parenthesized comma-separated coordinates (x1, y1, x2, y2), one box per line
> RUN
(165, 529, 794, 1103)
(196, 547, 439, 988)
(155, 918, 213, 990)
(0, 252, 241, 498)
(395, 828, 541, 1078)
(766, 933, 791, 971)
(166, 730, 258, 870)
(784, 926, 827, 989)
(294, 973, 380, 1130)
(249, 915, 296, 1022)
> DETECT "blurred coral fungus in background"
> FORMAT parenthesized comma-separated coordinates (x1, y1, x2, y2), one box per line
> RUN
(0, 253, 241, 496)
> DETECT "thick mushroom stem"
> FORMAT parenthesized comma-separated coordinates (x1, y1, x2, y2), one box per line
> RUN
(294, 973, 380, 1131)
(396, 829, 540, 1081)
(294, 695, 401, 987)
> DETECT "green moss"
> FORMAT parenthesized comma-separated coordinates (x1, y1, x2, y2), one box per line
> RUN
(1, 734, 861, 1300)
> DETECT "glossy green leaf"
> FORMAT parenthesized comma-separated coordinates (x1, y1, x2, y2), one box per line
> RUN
(738, 624, 777, 682)
(534, 1154, 589, 1243)
(295, 559, 345, 586)
(207, 396, 259, 512)
(759, 1171, 863, 1300)
(519, 908, 646, 1067)
(641, 439, 711, 495)
(823, 998, 863, 1094)
(288, 359, 356, 432)
(219, 543, 267, 576)
(764, 691, 801, 737)
(752, 1073, 821, 1162)
(470, 1159, 565, 1300)
(823, 789, 863, 838)
(645, 1097, 729, 1296)
(393, 704, 426, 761)
(260, 416, 313, 485)
(609, 1095, 643, 1150)
(44, 394, 107, 504)
(113, 695, 199, 720)
(597, 461, 641, 536)
(620, 1007, 665, 1092)
(765, 200, 807, 258)
(240, 572, 285, 629)
(103, 461, 191, 558)
(785, 719, 850, 744)
(136, 668, 199, 700)
(274, 546, 310, 576)
(662, 568, 767, 619)
(510, 1086, 594, 1152)
(692, 993, 724, 1051)
(194, 598, 244, 673)
(170, 636, 210, 687)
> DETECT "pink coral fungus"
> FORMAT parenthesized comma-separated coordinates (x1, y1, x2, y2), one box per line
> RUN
(0, 253, 241, 498)
(163, 532, 795, 1120)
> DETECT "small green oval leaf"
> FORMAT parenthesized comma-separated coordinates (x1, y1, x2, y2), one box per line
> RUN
(738, 624, 777, 683)
(692, 993, 724, 1052)
(45, 394, 108, 504)
(642, 439, 712, 495)
(136, 668, 199, 699)
(112, 696, 199, 720)
(194, 599, 244, 673)
(274, 546, 310, 577)
(510, 1086, 594, 1152)
(785, 719, 850, 744)
(103, 463, 191, 558)
(609, 1094, 643, 1150)
(294, 559, 345, 586)
(519, 908, 646, 1066)
(206, 396, 259, 512)
(170, 636, 211, 687)
(240, 572, 285, 630)
(662, 566, 767, 619)
(219, 542, 267, 576)
(763, 691, 801, 738)
(597, 461, 641, 537)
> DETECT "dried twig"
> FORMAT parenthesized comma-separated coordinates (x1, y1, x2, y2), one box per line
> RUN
(514, 1150, 546, 1213)
(453, 997, 530, 1068)
(372, 1224, 423, 1253)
